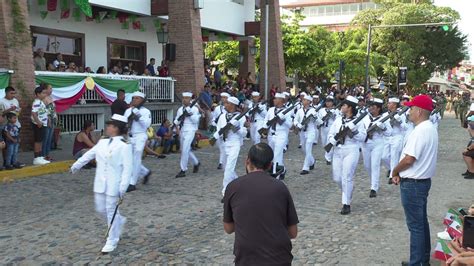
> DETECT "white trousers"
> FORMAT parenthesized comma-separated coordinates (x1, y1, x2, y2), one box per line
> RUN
(362, 140, 385, 191)
(250, 121, 264, 144)
(217, 139, 225, 164)
(221, 141, 241, 195)
(301, 131, 316, 171)
(180, 131, 199, 171)
(94, 193, 124, 247)
(332, 145, 360, 205)
(299, 131, 305, 146)
(382, 135, 404, 177)
(130, 133, 148, 185)
(268, 134, 288, 172)
(320, 125, 334, 162)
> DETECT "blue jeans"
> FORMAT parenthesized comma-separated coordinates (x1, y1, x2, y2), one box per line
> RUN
(5, 142, 19, 166)
(400, 179, 431, 266)
(42, 127, 54, 157)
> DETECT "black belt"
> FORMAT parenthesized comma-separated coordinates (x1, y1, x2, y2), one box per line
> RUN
(400, 178, 430, 183)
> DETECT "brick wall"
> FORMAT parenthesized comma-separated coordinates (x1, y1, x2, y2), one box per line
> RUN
(259, 0, 286, 96)
(168, 0, 205, 97)
(0, 0, 36, 151)
(238, 38, 256, 80)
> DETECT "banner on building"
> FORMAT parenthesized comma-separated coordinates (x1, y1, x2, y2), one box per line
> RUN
(0, 73, 11, 99)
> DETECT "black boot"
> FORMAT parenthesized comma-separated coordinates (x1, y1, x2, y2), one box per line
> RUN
(300, 170, 309, 175)
(217, 163, 222, 170)
(309, 164, 315, 170)
(340, 204, 351, 215)
(175, 171, 186, 178)
(126, 185, 136, 192)
(369, 190, 377, 198)
(193, 163, 200, 173)
(142, 171, 152, 185)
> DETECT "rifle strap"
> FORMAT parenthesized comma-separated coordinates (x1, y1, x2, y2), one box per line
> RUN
(365, 114, 382, 143)
(271, 107, 285, 131)
(223, 112, 239, 141)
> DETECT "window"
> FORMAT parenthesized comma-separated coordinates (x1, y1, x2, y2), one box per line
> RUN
(333, 5, 342, 16)
(31, 26, 85, 68)
(342, 4, 350, 15)
(107, 38, 146, 74)
(325, 6, 334, 16)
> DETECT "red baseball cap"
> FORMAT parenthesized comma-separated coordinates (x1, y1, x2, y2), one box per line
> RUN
(403, 94, 434, 111)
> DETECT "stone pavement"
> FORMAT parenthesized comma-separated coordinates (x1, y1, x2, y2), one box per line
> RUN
(0, 113, 471, 265)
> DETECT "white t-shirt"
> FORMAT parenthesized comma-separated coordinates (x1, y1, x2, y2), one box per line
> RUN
(31, 99, 48, 127)
(0, 97, 21, 127)
(399, 120, 438, 179)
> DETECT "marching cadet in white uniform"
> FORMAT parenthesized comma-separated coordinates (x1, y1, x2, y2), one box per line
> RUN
(296, 92, 306, 149)
(312, 95, 322, 145)
(382, 97, 408, 184)
(70, 114, 132, 253)
(247, 92, 267, 144)
(430, 99, 441, 128)
(264, 93, 293, 178)
(212, 92, 229, 169)
(294, 94, 321, 175)
(401, 95, 415, 140)
(283, 91, 291, 153)
(174, 92, 201, 178)
(318, 96, 339, 165)
(213, 97, 247, 199)
(361, 98, 392, 198)
(123, 92, 152, 192)
(327, 95, 367, 215)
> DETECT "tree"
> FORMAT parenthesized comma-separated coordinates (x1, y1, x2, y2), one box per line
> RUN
(352, 2, 468, 92)
(204, 41, 240, 74)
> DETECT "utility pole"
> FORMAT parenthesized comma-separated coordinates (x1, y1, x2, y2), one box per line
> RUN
(264, 0, 269, 100)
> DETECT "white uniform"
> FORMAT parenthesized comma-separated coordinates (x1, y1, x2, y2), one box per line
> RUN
(382, 109, 408, 177)
(294, 107, 321, 171)
(124, 106, 151, 185)
(174, 105, 201, 172)
(328, 116, 367, 205)
(361, 113, 393, 192)
(71, 136, 132, 250)
(212, 105, 227, 166)
(430, 111, 441, 128)
(264, 106, 293, 174)
(294, 103, 305, 147)
(247, 101, 267, 144)
(213, 112, 247, 195)
(318, 107, 340, 163)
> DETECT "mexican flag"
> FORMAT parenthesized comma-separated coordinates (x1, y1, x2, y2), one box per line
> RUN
(433, 238, 452, 261)
(447, 218, 463, 239)
(0, 73, 10, 99)
(444, 208, 462, 226)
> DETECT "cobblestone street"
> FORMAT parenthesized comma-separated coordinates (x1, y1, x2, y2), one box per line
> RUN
(0, 114, 471, 265)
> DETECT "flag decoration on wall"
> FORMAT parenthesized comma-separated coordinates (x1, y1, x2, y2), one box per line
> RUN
(60, 0, 70, 19)
(47, 0, 58, 11)
(0, 73, 10, 99)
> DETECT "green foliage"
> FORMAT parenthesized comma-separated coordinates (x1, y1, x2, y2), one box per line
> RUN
(205, 41, 240, 72)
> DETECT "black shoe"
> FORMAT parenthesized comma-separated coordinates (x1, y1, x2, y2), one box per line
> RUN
(5, 165, 14, 170)
(220, 197, 224, 203)
(126, 185, 136, 193)
(283, 149, 287, 154)
(401, 262, 408, 266)
(142, 171, 152, 185)
(326, 160, 331, 165)
(157, 155, 166, 159)
(309, 164, 315, 170)
(369, 190, 377, 198)
(462, 170, 469, 176)
(340, 204, 351, 215)
(388, 178, 393, 184)
(193, 163, 200, 173)
(217, 163, 222, 170)
(14, 162, 26, 168)
(313, 143, 317, 146)
(298, 145, 302, 149)
(300, 170, 309, 175)
(465, 172, 474, 179)
(386, 170, 391, 178)
(175, 171, 186, 178)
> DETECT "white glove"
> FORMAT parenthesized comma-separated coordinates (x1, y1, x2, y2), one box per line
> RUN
(314, 117, 323, 126)
(70, 166, 80, 174)
(329, 137, 337, 146)
(213, 131, 219, 139)
(119, 191, 126, 199)
(230, 120, 240, 128)
(296, 123, 303, 129)
(277, 112, 286, 120)
(375, 121, 385, 130)
(394, 114, 402, 122)
(132, 108, 140, 115)
(185, 107, 192, 114)
(346, 122, 357, 131)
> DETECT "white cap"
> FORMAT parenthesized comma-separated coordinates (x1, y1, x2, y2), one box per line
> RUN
(110, 114, 128, 123)
(182, 92, 193, 97)
(345, 95, 358, 105)
(326, 95, 334, 100)
(251, 91, 260, 97)
(132, 91, 145, 98)
(303, 95, 312, 102)
(227, 96, 239, 105)
(220, 92, 230, 98)
(432, 99, 437, 104)
(388, 97, 400, 103)
(470, 103, 474, 112)
(300, 92, 307, 97)
(283, 92, 290, 97)
(312, 95, 320, 99)
(275, 93, 285, 99)
(402, 94, 410, 99)
(371, 98, 384, 104)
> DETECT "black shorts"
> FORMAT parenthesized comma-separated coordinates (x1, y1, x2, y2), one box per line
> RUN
(463, 149, 474, 158)
(32, 123, 46, 143)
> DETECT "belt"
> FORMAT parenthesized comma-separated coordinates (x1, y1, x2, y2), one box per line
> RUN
(400, 178, 430, 183)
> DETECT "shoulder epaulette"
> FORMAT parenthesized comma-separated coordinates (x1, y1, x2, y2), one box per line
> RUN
(121, 138, 130, 144)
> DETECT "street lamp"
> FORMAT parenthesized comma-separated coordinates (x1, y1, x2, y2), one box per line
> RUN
(237, 55, 244, 63)
(194, 0, 204, 9)
(156, 29, 169, 44)
(249, 46, 257, 56)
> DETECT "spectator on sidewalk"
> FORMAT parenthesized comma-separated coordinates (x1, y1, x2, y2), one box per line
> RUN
(392, 95, 439, 266)
(3, 113, 20, 170)
(0, 86, 24, 167)
(33, 48, 46, 71)
(42, 83, 56, 161)
(72, 120, 97, 161)
(156, 119, 177, 154)
(462, 115, 474, 179)
(146, 58, 156, 76)
(223, 143, 299, 265)
(31, 85, 50, 165)
(111, 89, 128, 115)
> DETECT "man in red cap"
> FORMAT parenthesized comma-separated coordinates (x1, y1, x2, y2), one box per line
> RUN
(392, 94, 438, 266)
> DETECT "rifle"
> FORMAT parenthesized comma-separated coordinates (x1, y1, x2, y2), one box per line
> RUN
(366, 106, 409, 137)
(176, 94, 202, 128)
(324, 111, 368, 153)
(258, 102, 300, 137)
(317, 102, 342, 129)
(209, 108, 251, 146)
(294, 113, 315, 135)
(431, 108, 440, 115)
(248, 101, 267, 121)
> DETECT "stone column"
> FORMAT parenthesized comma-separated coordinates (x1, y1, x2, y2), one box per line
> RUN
(0, 0, 36, 150)
(238, 38, 256, 81)
(168, 0, 205, 97)
(259, 0, 286, 97)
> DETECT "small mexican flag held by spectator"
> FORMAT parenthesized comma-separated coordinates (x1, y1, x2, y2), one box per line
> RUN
(433, 238, 452, 261)
(444, 208, 462, 226)
(447, 217, 463, 239)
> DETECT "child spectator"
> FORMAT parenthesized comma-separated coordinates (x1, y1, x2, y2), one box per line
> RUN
(31, 85, 50, 165)
(3, 112, 20, 170)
